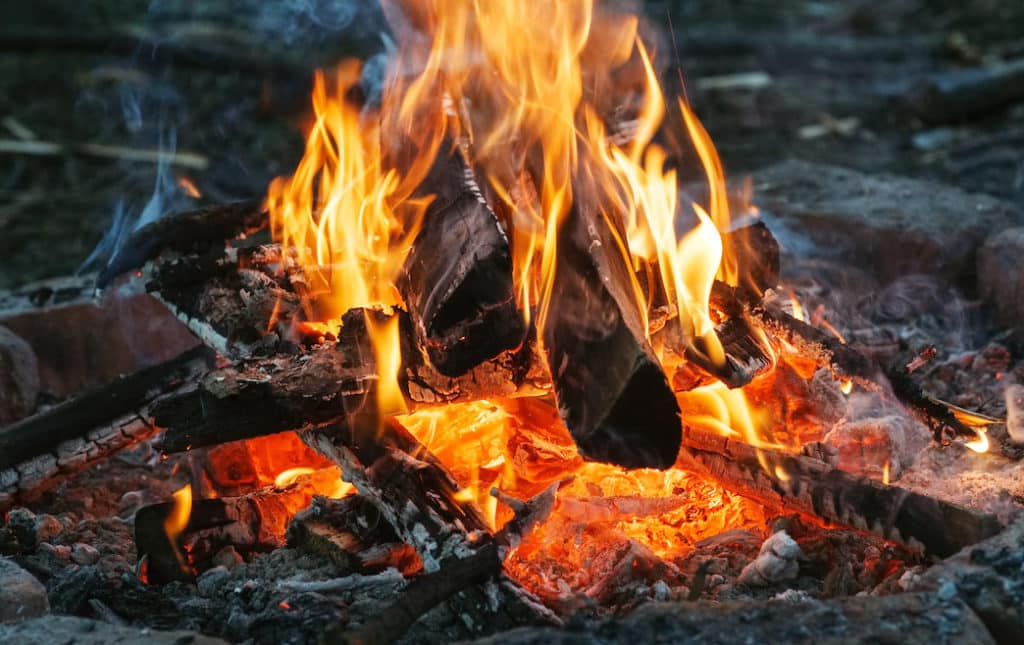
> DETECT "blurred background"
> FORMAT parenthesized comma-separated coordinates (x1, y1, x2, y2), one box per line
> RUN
(1, 0, 1023, 289)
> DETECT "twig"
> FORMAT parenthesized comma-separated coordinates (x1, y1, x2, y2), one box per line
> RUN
(0, 139, 209, 170)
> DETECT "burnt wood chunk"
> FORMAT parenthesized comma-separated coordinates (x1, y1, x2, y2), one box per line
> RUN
(152, 308, 546, 454)
(721, 221, 780, 302)
(682, 427, 1002, 558)
(544, 201, 682, 469)
(97, 200, 266, 288)
(399, 145, 525, 376)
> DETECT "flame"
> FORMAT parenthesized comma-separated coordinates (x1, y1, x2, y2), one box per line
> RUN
(274, 467, 317, 488)
(965, 428, 990, 453)
(176, 176, 201, 199)
(164, 484, 192, 572)
(365, 311, 407, 417)
(882, 460, 890, 485)
(840, 379, 853, 395)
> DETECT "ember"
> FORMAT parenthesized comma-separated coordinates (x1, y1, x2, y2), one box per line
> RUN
(2, 1, 1024, 643)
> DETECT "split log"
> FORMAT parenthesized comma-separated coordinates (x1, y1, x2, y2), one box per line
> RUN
(97, 200, 266, 289)
(681, 426, 1002, 557)
(152, 308, 546, 454)
(542, 197, 681, 469)
(398, 144, 526, 376)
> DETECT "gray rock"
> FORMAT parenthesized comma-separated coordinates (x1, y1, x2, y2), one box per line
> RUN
(0, 558, 49, 623)
(753, 159, 1022, 287)
(912, 519, 1024, 643)
(0, 325, 38, 424)
(978, 227, 1024, 332)
(468, 592, 994, 644)
(0, 615, 227, 644)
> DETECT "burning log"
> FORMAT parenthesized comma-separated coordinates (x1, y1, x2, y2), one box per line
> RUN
(542, 200, 681, 469)
(398, 144, 526, 376)
(152, 308, 546, 454)
(0, 346, 214, 512)
(681, 427, 1002, 557)
(135, 468, 340, 584)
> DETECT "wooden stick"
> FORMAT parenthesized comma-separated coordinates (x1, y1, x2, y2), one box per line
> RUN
(681, 426, 1001, 557)
(0, 138, 208, 169)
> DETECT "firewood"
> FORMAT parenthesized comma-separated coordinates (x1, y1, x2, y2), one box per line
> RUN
(0, 345, 214, 472)
(135, 469, 339, 584)
(152, 308, 546, 454)
(325, 485, 560, 645)
(681, 426, 1002, 557)
(398, 144, 526, 376)
(541, 198, 681, 469)
(97, 200, 266, 289)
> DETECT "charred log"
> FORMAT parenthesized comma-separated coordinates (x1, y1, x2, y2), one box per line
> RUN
(398, 144, 526, 376)
(97, 200, 267, 288)
(135, 469, 338, 584)
(682, 427, 1002, 557)
(0, 345, 214, 471)
(543, 200, 681, 469)
(152, 308, 546, 454)
(720, 222, 781, 303)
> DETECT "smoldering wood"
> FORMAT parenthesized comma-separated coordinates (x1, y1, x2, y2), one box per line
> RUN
(97, 200, 266, 288)
(286, 495, 421, 575)
(750, 301, 980, 441)
(0, 345, 214, 471)
(327, 485, 560, 645)
(135, 470, 337, 584)
(681, 427, 1002, 558)
(152, 308, 546, 454)
(542, 198, 681, 469)
(398, 144, 526, 376)
(0, 413, 157, 514)
(903, 59, 1024, 124)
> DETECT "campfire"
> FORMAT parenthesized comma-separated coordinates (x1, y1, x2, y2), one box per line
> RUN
(2, 1, 1023, 644)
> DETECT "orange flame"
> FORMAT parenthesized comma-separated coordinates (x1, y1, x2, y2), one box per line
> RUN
(164, 484, 192, 573)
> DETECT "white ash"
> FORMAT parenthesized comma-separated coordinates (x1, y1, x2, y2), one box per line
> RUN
(737, 530, 803, 587)
(1005, 383, 1024, 444)
(276, 567, 406, 594)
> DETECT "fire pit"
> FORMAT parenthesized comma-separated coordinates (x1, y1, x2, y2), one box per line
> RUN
(2, 2, 1023, 644)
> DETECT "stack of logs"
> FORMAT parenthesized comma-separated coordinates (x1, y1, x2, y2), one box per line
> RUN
(0, 145, 1004, 641)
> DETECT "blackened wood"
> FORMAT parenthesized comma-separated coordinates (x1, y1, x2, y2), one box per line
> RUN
(97, 200, 266, 288)
(153, 308, 545, 454)
(398, 144, 526, 376)
(904, 59, 1024, 124)
(751, 301, 978, 441)
(681, 314, 775, 389)
(543, 201, 681, 469)
(136, 471, 336, 584)
(0, 345, 214, 471)
(682, 427, 1002, 557)
(720, 221, 780, 303)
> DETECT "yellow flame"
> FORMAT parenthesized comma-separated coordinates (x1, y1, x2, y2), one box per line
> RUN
(965, 428, 990, 453)
(365, 311, 407, 418)
(840, 379, 853, 395)
(164, 484, 192, 574)
(274, 467, 317, 488)
(882, 460, 890, 485)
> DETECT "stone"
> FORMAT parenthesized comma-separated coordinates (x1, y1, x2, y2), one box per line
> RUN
(0, 616, 227, 644)
(753, 159, 1022, 287)
(1005, 384, 1024, 443)
(911, 519, 1024, 643)
(468, 592, 994, 644)
(978, 227, 1024, 333)
(70, 543, 100, 565)
(0, 325, 38, 424)
(32, 514, 62, 544)
(0, 558, 49, 623)
(737, 530, 802, 587)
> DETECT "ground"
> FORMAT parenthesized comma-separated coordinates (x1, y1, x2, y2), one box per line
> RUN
(2, 0, 1023, 288)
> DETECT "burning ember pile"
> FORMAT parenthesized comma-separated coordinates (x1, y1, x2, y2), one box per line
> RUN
(3, 1, 1024, 644)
